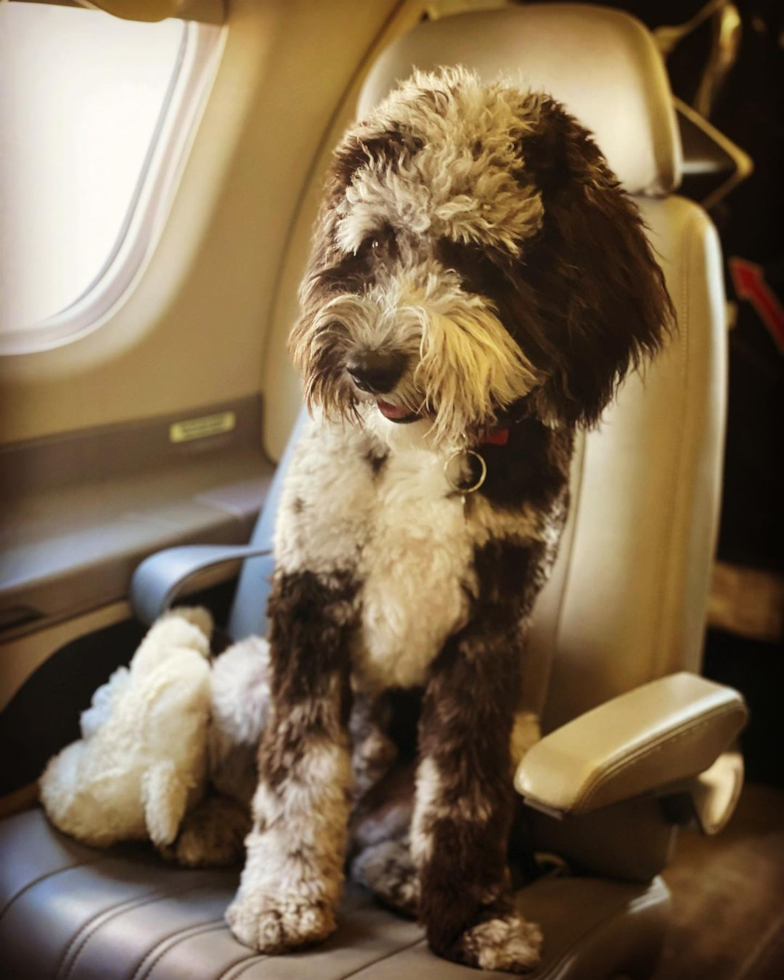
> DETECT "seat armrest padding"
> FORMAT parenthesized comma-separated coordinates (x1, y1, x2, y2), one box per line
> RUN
(515, 672, 748, 816)
(131, 545, 272, 626)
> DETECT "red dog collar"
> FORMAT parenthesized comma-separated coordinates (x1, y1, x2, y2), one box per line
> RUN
(478, 427, 510, 447)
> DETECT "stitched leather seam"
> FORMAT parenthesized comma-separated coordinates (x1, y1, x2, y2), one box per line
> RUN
(132, 918, 225, 980)
(57, 877, 213, 980)
(0, 854, 106, 923)
(215, 953, 270, 980)
(576, 702, 737, 809)
(336, 937, 428, 980)
(575, 701, 742, 812)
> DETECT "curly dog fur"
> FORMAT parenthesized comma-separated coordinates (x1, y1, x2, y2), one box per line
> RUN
(225, 67, 673, 972)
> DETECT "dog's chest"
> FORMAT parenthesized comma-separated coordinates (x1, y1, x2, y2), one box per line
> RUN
(355, 450, 475, 690)
(276, 424, 475, 690)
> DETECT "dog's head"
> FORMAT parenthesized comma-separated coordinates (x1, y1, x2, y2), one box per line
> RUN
(291, 68, 673, 448)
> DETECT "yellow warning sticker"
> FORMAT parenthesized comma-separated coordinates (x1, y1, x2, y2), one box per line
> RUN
(170, 411, 236, 443)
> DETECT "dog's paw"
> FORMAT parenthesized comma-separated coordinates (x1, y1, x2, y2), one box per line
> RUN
(450, 912, 542, 974)
(169, 817, 245, 869)
(226, 892, 336, 953)
(350, 839, 419, 918)
(165, 797, 250, 868)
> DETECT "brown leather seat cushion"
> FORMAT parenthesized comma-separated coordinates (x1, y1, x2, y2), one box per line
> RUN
(0, 809, 670, 980)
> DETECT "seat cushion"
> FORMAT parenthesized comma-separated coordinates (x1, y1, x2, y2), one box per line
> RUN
(0, 809, 670, 979)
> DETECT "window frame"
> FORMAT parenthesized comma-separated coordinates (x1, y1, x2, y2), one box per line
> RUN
(0, 2, 226, 356)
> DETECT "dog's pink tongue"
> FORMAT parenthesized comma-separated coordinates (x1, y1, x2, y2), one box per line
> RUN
(377, 401, 409, 420)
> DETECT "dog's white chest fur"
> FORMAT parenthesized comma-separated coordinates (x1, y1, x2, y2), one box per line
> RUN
(356, 445, 475, 689)
(275, 419, 475, 690)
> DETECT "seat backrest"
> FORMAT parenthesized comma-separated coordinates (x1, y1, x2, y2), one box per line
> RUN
(227, 409, 307, 641)
(229, 4, 726, 734)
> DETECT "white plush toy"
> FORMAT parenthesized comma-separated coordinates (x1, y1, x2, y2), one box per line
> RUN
(40, 607, 216, 850)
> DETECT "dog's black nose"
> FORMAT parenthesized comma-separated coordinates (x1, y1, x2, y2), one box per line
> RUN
(346, 351, 406, 394)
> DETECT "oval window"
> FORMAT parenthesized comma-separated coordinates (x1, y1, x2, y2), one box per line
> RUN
(0, 1, 225, 354)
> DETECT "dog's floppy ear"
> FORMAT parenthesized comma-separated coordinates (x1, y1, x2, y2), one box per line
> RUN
(520, 98, 674, 427)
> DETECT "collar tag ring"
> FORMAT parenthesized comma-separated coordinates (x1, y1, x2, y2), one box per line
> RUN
(444, 449, 487, 494)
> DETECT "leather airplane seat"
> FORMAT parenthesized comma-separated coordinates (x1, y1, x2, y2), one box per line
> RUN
(0, 6, 745, 979)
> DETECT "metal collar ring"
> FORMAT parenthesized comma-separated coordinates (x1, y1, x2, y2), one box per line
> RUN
(444, 449, 487, 494)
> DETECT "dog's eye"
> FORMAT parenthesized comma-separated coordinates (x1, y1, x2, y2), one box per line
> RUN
(358, 225, 397, 259)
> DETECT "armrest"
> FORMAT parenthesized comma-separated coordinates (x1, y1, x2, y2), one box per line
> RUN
(514, 672, 748, 818)
(131, 544, 272, 626)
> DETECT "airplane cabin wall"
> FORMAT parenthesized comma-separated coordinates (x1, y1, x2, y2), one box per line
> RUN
(0, 0, 425, 457)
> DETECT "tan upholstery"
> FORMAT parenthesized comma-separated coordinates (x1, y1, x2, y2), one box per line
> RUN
(684, 749, 745, 835)
(0, 6, 736, 979)
(359, 3, 682, 196)
(0, 809, 671, 980)
(356, 5, 728, 740)
(534, 194, 726, 731)
(516, 673, 747, 816)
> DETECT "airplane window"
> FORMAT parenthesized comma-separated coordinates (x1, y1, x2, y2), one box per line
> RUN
(0, 1, 224, 355)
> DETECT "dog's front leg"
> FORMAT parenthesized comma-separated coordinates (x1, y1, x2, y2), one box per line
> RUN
(413, 633, 542, 974)
(226, 570, 355, 953)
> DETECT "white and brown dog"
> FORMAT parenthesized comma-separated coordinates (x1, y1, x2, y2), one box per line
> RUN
(224, 67, 673, 973)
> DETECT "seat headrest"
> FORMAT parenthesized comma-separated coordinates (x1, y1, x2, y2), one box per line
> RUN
(358, 4, 681, 197)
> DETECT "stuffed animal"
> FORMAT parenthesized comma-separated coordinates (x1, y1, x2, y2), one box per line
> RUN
(40, 607, 215, 850)
(164, 634, 272, 869)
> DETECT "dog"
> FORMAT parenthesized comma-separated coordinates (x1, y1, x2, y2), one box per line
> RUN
(225, 67, 673, 973)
